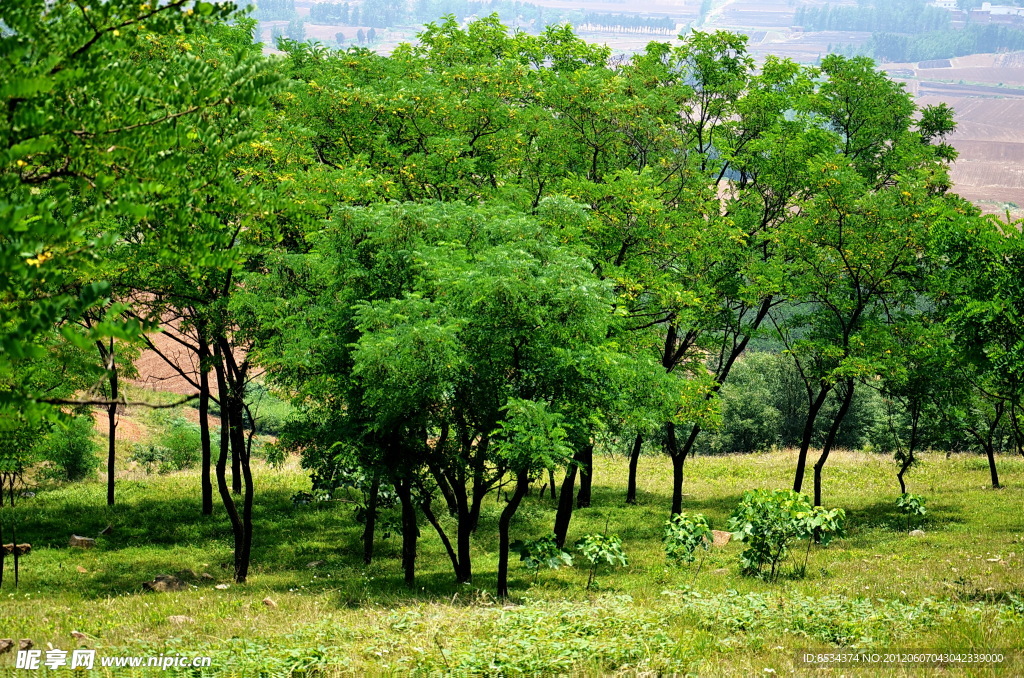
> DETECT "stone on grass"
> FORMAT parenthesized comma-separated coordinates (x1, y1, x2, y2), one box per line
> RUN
(70, 631, 89, 641)
(168, 616, 195, 625)
(909, 529, 926, 537)
(713, 568, 730, 575)
(201, 572, 215, 580)
(69, 535, 96, 548)
(214, 583, 230, 590)
(262, 597, 278, 609)
(306, 560, 324, 568)
(76, 566, 88, 574)
(143, 575, 187, 593)
(711, 530, 732, 548)
(19, 640, 33, 651)
(0, 639, 12, 655)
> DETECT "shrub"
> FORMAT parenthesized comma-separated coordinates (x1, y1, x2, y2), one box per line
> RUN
(575, 533, 628, 590)
(511, 535, 574, 580)
(728, 489, 845, 580)
(896, 492, 927, 530)
(37, 414, 100, 481)
(130, 416, 201, 473)
(663, 512, 712, 570)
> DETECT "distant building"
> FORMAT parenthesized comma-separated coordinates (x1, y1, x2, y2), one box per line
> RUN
(931, 0, 957, 10)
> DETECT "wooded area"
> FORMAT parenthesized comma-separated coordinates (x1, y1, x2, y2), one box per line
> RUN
(2, 0, 1023, 610)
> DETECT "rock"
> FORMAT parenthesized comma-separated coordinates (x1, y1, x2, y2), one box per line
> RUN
(214, 583, 230, 590)
(69, 535, 96, 548)
(713, 568, 730, 575)
(306, 560, 324, 568)
(2, 544, 31, 556)
(711, 530, 732, 548)
(909, 529, 926, 537)
(201, 572, 215, 580)
(76, 566, 88, 574)
(142, 575, 186, 593)
(262, 597, 277, 609)
(0, 639, 12, 655)
(99, 524, 113, 536)
(19, 639, 33, 651)
(19, 491, 35, 499)
(70, 631, 89, 641)
(175, 569, 198, 581)
(167, 615, 195, 625)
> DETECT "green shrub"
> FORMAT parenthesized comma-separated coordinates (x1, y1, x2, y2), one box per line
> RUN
(130, 416, 201, 473)
(511, 535, 574, 576)
(37, 414, 100, 481)
(663, 512, 712, 566)
(896, 492, 927, 530)
(575, 533, 628, 590)
(728, 489, 845, 580)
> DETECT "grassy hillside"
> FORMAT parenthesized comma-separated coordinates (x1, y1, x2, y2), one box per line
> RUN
(3, 425, 1023, 675)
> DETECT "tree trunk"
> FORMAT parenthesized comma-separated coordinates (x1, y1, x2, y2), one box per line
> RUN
(213, 349, 246, 583)
(813, 379, 855, 507)
(794, 385, 831, 493)
(420, 494, 460, 578)
(985, 444, 1001, 489)
(395, 479, 418, 587)
(497, 470, 530, 599)
(626, 433, 643, 504)
(362, 474, 380, 565)
(576, 444, 593, 508)
(98, 338, 119, 507)
(455, 498, 473, 583)
(548, 468, 558, 503)
(666, 423, 700, 516)
(198, 339, 213, 516)
(553, 450, 583, 548)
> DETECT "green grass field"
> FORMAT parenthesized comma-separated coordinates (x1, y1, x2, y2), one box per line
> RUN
(2, 434, 1023, 676)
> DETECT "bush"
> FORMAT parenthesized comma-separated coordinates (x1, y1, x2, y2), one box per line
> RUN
(575, 533, 628, 590)
(663, 512, 712, 566)
(37, 414, 100, 481)
(896, 492, 927, 530)
(728, 489, 845, 580)
(130, 416, 201, 473)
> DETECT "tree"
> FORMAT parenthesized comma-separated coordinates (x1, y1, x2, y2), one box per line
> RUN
(1, 0, 275, 431)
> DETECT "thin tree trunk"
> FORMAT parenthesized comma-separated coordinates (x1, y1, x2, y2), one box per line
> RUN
(986, 444, 1001, 489)
(626, 433, 643, 504)
(420, 494, 460, 578)
(213, 350, 245, 582)
(198, 339, 213, 516)
(548, 468, 558, 503)
(497, 470, 530, 599)
(576, 444, 593, 508)
(395, 479, 417, 587)
(813, 380, 855, 507)
(98, 338, 118, 507)
(455, 496, 473, 583)
(553, 449, 583, 548)
(362, 474, 380, 565)
(794, 385, 831, 493)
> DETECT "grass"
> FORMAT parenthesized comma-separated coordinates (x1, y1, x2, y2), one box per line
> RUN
(2, 427, 1023, 676)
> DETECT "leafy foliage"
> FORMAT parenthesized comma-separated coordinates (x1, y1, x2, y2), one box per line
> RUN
(510, 535, 574, 571)
(728, 490, 845, 580)
(663, 513, 713, 565)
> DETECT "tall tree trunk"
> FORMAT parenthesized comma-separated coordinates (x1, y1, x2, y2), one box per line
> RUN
(362, 474, 380, 565)
(213, 349, 245, 583)
(794, 385, 832, 493)
(455, 495, 473, 583)
(626, 433, 643, 504)
(575, 444, 593, 508)
(395, 479, 418, 587)
(497, 470, 530, 599)
(98, 338, 119, 507)
(553, 449, 584, 548)
(198, 338, 213, 516)
(813, 379, 855, 507)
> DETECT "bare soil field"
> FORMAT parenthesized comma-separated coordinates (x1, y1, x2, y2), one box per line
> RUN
(917, 94, 1024, 216)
